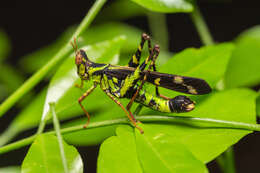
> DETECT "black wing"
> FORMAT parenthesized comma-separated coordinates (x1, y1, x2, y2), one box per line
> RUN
(105, 66, 212, 95)
(144, 71, 211, 95)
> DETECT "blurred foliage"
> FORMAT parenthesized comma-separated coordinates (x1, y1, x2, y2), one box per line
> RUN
(225, 26, 260, 88)
(0, 30, 33, 106)
(130, 0, 194, 13)
(98, 0, 147, 20)
(0, 29, 11, 62)
(0, 166, 20, 173)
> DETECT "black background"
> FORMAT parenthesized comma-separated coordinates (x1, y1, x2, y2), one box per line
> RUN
(0, 0, 260, 172)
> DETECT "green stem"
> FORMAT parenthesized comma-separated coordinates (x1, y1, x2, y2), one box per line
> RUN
(0, 0, 107, 118)
(190, 3, 214, 46)
(146, 12, 169, 51)
(0, 126, 18, 147)
(36, 119, 47, 135)
(50, 103, 68, 173)
(0, 115, 259, 154)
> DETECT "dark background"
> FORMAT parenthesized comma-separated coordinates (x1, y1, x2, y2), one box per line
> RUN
(0, 0, 260, 172)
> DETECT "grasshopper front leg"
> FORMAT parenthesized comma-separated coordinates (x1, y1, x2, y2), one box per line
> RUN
(75, 79, 84, 89)
(78, 84, 97, 128)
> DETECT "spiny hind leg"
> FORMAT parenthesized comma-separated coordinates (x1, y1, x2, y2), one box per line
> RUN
(78, 85, 97, 128)
(128, 33, 152, 68)
(126, 43, 164, 111)
(103, 89, 144, 134)
(148, 44, 170, 100)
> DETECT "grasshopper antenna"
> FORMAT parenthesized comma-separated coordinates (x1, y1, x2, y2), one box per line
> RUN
(70, 37, 78, 54)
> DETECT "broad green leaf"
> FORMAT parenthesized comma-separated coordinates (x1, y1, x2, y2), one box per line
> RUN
(97, 126, 143, 173)
(0, 29, 10, 61)
(0, 166, 20, 173)
(62, 103, 124, 146)
(144, 88, 256, 163)
(224, 26, 260, 88)
(22, 134, 83, 173)
(10, 88, 46, 130)
(135, 124, 208, 173)
(130, 0, 194, 13)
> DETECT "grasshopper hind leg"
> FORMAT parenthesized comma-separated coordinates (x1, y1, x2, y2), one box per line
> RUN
(103, 89, 144, 134)
(128, 33, 152, 68)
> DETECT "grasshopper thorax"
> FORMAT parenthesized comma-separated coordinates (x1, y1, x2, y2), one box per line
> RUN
(75, 49, 92, 80)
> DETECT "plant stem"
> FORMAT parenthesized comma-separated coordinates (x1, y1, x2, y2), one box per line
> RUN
(0, 0, 107, 118)
(190, 3, 214, 46)
(0, 126, 18, 147)
(50, 103, 68, 173)
(1, 115, 259, 154)
(147, 12, 169, 51)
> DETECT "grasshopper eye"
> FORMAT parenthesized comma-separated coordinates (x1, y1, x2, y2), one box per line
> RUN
(75, 52, 83, 65)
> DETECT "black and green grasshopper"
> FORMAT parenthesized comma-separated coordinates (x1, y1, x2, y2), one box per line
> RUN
(72, 33, 211, 133)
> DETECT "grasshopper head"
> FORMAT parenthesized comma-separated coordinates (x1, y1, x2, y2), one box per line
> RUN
(75, 49, 91, 80)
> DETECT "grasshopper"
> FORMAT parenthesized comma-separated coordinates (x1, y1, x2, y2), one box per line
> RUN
(72, 33, 211, 133)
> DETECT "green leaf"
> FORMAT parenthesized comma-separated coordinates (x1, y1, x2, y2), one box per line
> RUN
(145, 88, 256, 163)
(162, 43, 234, 87)
(97, 126, 143, 173)
(11, 88, 46, 131)
(21, 134, 83, 173)
(0, 29, 11, 62)
(130, 0, 194, 13)
(0, 166, 20, 173)
(135, 124, 208, 173)
(224, 26, 260, 88)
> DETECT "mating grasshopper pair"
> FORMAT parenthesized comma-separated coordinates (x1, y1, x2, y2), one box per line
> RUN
(72, 33, 211, 133)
